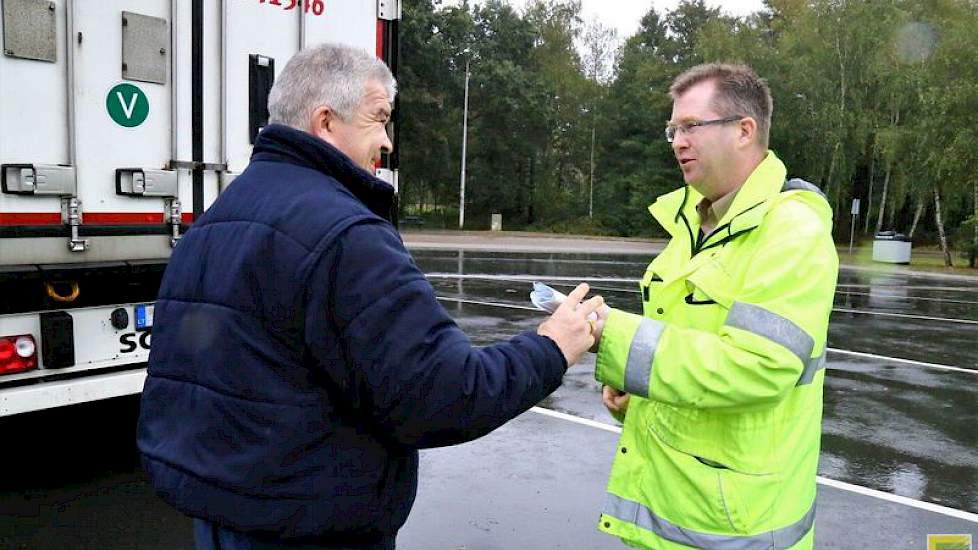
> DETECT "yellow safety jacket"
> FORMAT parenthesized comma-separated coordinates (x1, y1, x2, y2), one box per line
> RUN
(594, 152, 838, 549)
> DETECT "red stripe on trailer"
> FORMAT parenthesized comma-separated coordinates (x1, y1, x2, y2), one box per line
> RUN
(0, 212, 197, 226)
(84, 212, 165, 224)
(0, 213, 62, 225)
(85, 212, 196, 225)
(377, 19, 385, 59)
(376, 18, 389, 172)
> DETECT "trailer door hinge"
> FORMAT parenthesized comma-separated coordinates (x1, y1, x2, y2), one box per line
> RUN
(378, 0, 401, 20)
(61, 197, 89, 252)
(166, 198, 182, 248)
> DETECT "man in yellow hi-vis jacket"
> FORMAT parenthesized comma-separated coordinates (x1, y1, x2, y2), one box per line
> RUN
(591, 63, 839, 549)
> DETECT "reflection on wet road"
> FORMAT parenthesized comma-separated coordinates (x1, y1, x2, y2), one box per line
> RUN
(413, 250, 978, 514)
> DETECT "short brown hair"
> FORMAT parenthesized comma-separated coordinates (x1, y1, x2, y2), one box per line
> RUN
(669, 63, 773, 148)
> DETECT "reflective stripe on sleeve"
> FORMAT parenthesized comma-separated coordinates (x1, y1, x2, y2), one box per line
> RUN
(623, 318, 666, 398)
(781, 178, 827, 200)
(725, 302, 814, 367)
(795, 349, 827, 386)
(603, 492, 815, 550)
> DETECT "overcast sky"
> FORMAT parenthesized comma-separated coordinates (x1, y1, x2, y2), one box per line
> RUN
(441, 0, 768, 40)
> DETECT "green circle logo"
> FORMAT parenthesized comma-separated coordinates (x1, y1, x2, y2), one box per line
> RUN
(106, 83, 149, 127)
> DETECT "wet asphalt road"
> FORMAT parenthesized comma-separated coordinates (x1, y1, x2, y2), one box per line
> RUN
(418, 250, 978, 514)
(1, 246, 976, 548)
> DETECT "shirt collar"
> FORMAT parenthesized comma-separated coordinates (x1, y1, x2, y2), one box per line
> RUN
(695, 187, 739, 232)
(649, 150, 787, 239)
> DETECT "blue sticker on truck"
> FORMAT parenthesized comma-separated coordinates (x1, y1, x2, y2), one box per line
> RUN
(135, 304, 154, 330)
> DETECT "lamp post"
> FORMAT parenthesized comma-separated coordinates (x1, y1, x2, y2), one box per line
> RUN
(589, 108, 595, 218)
(459, 55, 470, 230)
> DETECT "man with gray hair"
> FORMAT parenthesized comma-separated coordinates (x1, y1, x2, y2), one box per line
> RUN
(138, 43, 603, 549)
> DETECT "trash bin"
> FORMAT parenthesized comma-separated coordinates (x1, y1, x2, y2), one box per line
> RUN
(872, 231, 912, 264)
(490, 213, 502, 232)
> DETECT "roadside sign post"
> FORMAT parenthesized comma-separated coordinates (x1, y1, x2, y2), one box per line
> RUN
(849, 198, 861, 255)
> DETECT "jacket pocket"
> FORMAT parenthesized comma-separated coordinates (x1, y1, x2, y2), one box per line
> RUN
(639, 425, 751, 536)
(685, 451, 781, 534)
(640, 266, 665, 317)
(684, 258, 734, 309)
(680, 261, 733, 331)
(679, 281, 726, 332)
(641, 270, 663, 301)
(716, 464, 780, 534)
(684, 289, 717, 305)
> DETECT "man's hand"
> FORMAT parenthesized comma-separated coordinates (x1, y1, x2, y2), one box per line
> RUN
(588, 304, 610, 353)
(603, 385, 630, 423)
(537, 283, 604, 368)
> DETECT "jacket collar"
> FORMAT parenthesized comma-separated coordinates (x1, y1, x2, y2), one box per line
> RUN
(250, 124, 395, 220)
(649, 151, 787, 249)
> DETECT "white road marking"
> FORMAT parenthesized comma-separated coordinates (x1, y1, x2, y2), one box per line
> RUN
(838, 289, 978, 306)
(837, 283, 978, 293)
(437, 297, 539, 311)
(426, 273, 642, 284)
(430, 274, 978, 318)
(832, 307, 978, 325)
(815, 476, 978, 523)
(826, 348, 977, 374)
(528, 407, 978, 524)
(435, 296, 978, 374)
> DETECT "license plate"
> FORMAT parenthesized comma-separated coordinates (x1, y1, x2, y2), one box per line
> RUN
(135, 304, 155, 330)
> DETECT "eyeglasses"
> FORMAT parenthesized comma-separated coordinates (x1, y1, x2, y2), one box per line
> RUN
(664, 116, 743, 143)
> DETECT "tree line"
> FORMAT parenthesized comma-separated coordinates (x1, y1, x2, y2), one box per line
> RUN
(397, 0, 978, 267)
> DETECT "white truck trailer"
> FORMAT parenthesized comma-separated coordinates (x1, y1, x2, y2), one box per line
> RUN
(0, 0, 400, 416)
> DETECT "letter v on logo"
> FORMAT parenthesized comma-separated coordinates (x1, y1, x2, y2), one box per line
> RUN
(106, 83, 149, 127)
(117, 91, 138, 119)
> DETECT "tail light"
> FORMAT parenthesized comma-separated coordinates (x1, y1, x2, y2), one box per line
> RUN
(0, 335, 38, 375)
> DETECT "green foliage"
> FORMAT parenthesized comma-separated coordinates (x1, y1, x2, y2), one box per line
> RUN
(399, 0, 978, 244)
(522, 216, 619, 237)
